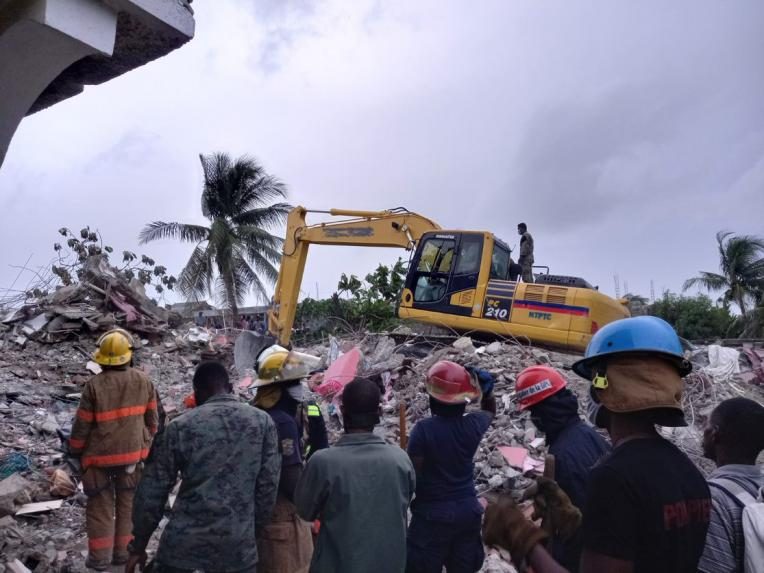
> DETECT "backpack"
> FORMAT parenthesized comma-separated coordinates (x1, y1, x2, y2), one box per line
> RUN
(712, 477, 764, 573)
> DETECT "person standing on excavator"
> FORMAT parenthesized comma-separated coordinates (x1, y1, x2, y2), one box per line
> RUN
(69, 329, 158, 571)
(405, 361, 496, 573)
(515, 365, 610, 572)
(517, 222, 534, 283)
(252, 346, 329, 573)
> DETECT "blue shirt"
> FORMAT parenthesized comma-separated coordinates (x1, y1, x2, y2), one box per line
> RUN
(267, 408, 302, 467)
(407, 411, 492, 508)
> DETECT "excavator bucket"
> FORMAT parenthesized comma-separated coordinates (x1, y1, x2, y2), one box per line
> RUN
(234, 331, 276, 373)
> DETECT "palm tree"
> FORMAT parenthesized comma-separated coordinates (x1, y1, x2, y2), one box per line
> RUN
(683, 231, 764, 317)
(139, 152, 291, 318)
(337, 273, 362, 299)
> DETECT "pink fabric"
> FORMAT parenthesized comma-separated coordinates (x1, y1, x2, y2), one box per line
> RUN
(316, 347, 362, 401)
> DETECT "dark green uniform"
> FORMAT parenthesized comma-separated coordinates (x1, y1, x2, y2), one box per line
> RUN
(130, 394, 280, 571)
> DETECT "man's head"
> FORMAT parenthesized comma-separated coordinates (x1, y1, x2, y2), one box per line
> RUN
(193, 361, 232, 405)
(703, 397, 764, 465)
(517, 223, 527, 235)
(341, 377, 381, 432)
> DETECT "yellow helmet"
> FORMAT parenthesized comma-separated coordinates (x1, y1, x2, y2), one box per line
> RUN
(93, 330, 133, 366)
(96, 328, 135, 349)
(253, 345, 321, 387)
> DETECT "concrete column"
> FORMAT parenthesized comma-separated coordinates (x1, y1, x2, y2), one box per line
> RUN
(0, 0, 118, 166)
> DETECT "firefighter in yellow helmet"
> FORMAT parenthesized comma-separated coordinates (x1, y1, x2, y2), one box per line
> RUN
(252, 346, 327, 573)
(70, 329, 158, 570)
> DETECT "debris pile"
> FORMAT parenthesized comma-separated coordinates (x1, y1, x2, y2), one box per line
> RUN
(1, 323, 763, 573)
(0, 256, 178, 346)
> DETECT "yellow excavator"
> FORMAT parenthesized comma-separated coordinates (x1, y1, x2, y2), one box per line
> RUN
(267, 207, 629, 352)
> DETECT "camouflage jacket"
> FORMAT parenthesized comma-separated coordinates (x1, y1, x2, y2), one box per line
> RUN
(131, 394, 280, 571)
(519, 232, 534, 262)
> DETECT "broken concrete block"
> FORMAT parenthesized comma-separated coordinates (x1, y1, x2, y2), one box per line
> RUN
(6, 560, 31, 573)
(485, 341, 503, 355)
(13, 335, 27, 347)
(487, 474, 505, 489)
(85, 361, 102, 375)
(0, 474, 33, 516)
(452, 336, 476, 353)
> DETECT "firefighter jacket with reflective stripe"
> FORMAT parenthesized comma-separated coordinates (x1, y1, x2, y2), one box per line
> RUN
(70, 367, 158, 468)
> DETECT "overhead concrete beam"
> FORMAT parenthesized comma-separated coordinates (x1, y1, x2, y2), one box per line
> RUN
(0, 0, 194, 168)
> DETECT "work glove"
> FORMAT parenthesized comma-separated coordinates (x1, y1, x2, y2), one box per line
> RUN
(531, 477, 582, 541)
(466, 366, 495, 395)
(483, 495, 548, 565)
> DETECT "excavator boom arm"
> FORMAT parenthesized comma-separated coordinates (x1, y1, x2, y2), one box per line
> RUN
(269, 207, 441, 346)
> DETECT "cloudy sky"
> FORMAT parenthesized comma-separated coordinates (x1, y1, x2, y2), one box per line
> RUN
(2, 0, 763, 308)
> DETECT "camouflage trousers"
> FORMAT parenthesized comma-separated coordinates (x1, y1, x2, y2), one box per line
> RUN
(82, 465, 141, 565)
(520, 260, 534, 283)
(256, 495, 313, 573)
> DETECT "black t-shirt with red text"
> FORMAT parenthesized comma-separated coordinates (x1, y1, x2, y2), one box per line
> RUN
(582, 437, 710, 573)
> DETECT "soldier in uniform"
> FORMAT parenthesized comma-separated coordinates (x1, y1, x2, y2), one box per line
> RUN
(126, 361, 280, 573)
(517, 222, 534, 283)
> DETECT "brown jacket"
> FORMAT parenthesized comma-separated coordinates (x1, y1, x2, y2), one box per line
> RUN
(70, 367, 158, 468)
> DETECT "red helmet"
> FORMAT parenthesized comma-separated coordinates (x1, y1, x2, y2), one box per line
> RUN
(426, 360, 481, 404)
(515, 365, 567, 410)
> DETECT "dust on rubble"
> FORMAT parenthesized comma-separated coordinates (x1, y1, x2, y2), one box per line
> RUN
(1, 321, 763, 573)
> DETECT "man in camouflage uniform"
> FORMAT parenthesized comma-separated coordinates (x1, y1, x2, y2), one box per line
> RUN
(517, 222, 534, 283)
(126, 361, 281, 573)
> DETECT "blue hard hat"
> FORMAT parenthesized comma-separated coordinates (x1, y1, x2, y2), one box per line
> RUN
(572, 316, 691, 379)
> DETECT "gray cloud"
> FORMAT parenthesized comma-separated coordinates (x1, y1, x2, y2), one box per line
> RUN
(1, 0, 763, 308)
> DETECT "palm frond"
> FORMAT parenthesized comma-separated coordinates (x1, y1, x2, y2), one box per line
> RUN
(233, 252, 269, 303)
(683, 272, 729, 292)
(139, 222, 209, 245)
(232, 203, 292, 229)
(178, 245, 214, 301)
(237, 226, 284, 255)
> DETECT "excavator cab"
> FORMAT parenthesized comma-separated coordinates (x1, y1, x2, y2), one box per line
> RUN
(398, 230, 630, 350)
(402, 232, 488, 316)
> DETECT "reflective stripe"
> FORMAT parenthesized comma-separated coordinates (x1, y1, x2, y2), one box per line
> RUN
(69, 438, 86, 449)
(82, 448, 149, 468)
(88, 536, 114, 550)
(114, 535, 133, 548)
(94, 404, 150, 422)
(307, 405, 320, 416)
(78, 402, 156, 424)
(77, 409, 94, 422)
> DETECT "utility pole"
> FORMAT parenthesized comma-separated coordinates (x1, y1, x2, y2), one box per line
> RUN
(650, 280, 655, 303)
(613, 274, 621, 298)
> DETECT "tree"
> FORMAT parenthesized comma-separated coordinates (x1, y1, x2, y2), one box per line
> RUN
(337, 273, 362, 298)
(650, 292, 735, 340)
(48, 227, 176, 297)
(683, 231, 764, 317)
(294, 260, 408, 341)
(140, 153, 290, 317)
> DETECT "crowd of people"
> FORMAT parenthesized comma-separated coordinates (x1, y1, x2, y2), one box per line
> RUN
(67, 316, 763, 573)
(194, 311, 267, 333)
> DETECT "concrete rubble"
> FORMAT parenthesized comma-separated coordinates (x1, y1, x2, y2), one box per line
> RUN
(1, 320, 763, 572)
(0, 255, 181, 345)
